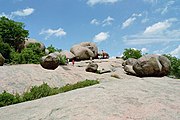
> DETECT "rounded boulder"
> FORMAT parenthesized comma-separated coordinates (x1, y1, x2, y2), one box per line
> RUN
(40, 53, 59, 70)
(70, 42, 98, 60)
(133, 54, 171, 77)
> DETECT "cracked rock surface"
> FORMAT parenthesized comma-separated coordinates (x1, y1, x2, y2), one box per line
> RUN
(0, 58, 180, 120)
(0, 77, 180, 120)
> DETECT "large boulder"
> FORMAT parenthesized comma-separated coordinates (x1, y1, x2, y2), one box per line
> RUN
(86, 63, 98, 73)
(60, 50, 75, 60)
(24, 38, 45, 50)
(0, 53, 5, 66)
(124, 65, 137, 75)
(70, 42, 98, 60)
(122, 58, 137, 75)
(122, 58, 137, 66)
(133, 54, 171, 77)
(40, 53, 59, 70)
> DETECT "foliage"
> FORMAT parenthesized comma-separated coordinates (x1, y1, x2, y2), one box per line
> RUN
(46, 45, 56, 53)
(58, 55, 67, 65)
(10, 43, 45, 64)
(22, 83, 59, 101)
(163, 54, 180, 79)
(58, 80, 99, 93)
(0, 41, 12, 62)
(0, 91, 21, 107)
(0, 16, 29, 51)
(9, 49, 20, 64)
(0, 80, 99, 107)
(47, 45, 62, 53)
(122, 48, 142, 60)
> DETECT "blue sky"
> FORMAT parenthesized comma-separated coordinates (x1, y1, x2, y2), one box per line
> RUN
(0, 0, 180, 58)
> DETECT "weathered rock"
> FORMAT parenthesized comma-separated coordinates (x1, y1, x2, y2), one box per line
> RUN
(0, 53, 5, 66)
(70, 42, 98, 60)
(80, 42, 98, 57)
(122, 58, 137, 66)
(45, 49, 50, 55)
(86, 63, 98, 72)
(53, 51, 61, 56)
(133, 54, 170, 77)
(0, 77, 180, 120)
(158, 55, 171, 76)
(124, 65, 136, 75)
(24, 38, 45, 50)
(60, 50, 75, 60)
(40, 53, 59, 70)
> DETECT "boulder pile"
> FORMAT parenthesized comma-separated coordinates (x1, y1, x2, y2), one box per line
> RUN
(123, 54, 171, 77)
(70, 42, 98, 60)
(24, 38, 45, 50)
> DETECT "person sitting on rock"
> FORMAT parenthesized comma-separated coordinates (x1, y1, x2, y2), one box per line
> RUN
(102, 50, 105, 59)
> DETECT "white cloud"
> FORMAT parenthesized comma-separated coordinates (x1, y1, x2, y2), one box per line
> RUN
(0, 12, 12, 19)
(144, 18, 177, 34)
(90, 16, 114, 27)
(122, 17, 136, 29)
(143, 0, 158, 4)
(90, 19, 100, 25)
(132, 13, 142, 17)
(123, 25, 180, 45)
(141, 18, 149, 23)
(121, 13, 142, 29)
(93, 32, 109, 42)
(156, 1, 175, 15)
(123, 18, 180, 45)
(102, 16, 114, 26)
(12, 8, 34, 17)
(123, 30, 180, 45)
(170, 45, 180, 58)
(144, 21, 171, 34)
(39, 28, 67, 39)
(87, 0, 119, 6)
(141, 48, 149, 53)
(0, 8, 34, 19)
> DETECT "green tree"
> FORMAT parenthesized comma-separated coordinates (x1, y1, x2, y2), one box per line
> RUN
(0, 40, 12, 61)
(10, 43, 45, 64)
(0, 16, 29, 51)
(46, 45, 56, 53)
(122, 48, 142, 60)
(58, 55, 67, 65)
(46, 44, 62, 53)
(163, 54, 180, 79)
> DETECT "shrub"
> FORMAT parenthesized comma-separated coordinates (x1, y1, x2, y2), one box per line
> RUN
(0, 80, 99, 107)
(22, 83, 59, 101)
(0, 91, 21, 107)
(163, 54, 180, 79)
(9, 49, 20, 64)
(59, 80, 99, 93)
(9, 43, 45, 64)
(58, 55, 67, 65)
(0, 16, 29, 51)
(0, 41, 12, 62)
(122, 48, 142, 60)
(47, 45, 62, 53)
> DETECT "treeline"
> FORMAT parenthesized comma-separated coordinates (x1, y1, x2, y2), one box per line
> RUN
(0, 17, 59, 64)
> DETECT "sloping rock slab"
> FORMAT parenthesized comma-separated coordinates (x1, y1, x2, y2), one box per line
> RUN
(0, 77, 180, 120)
